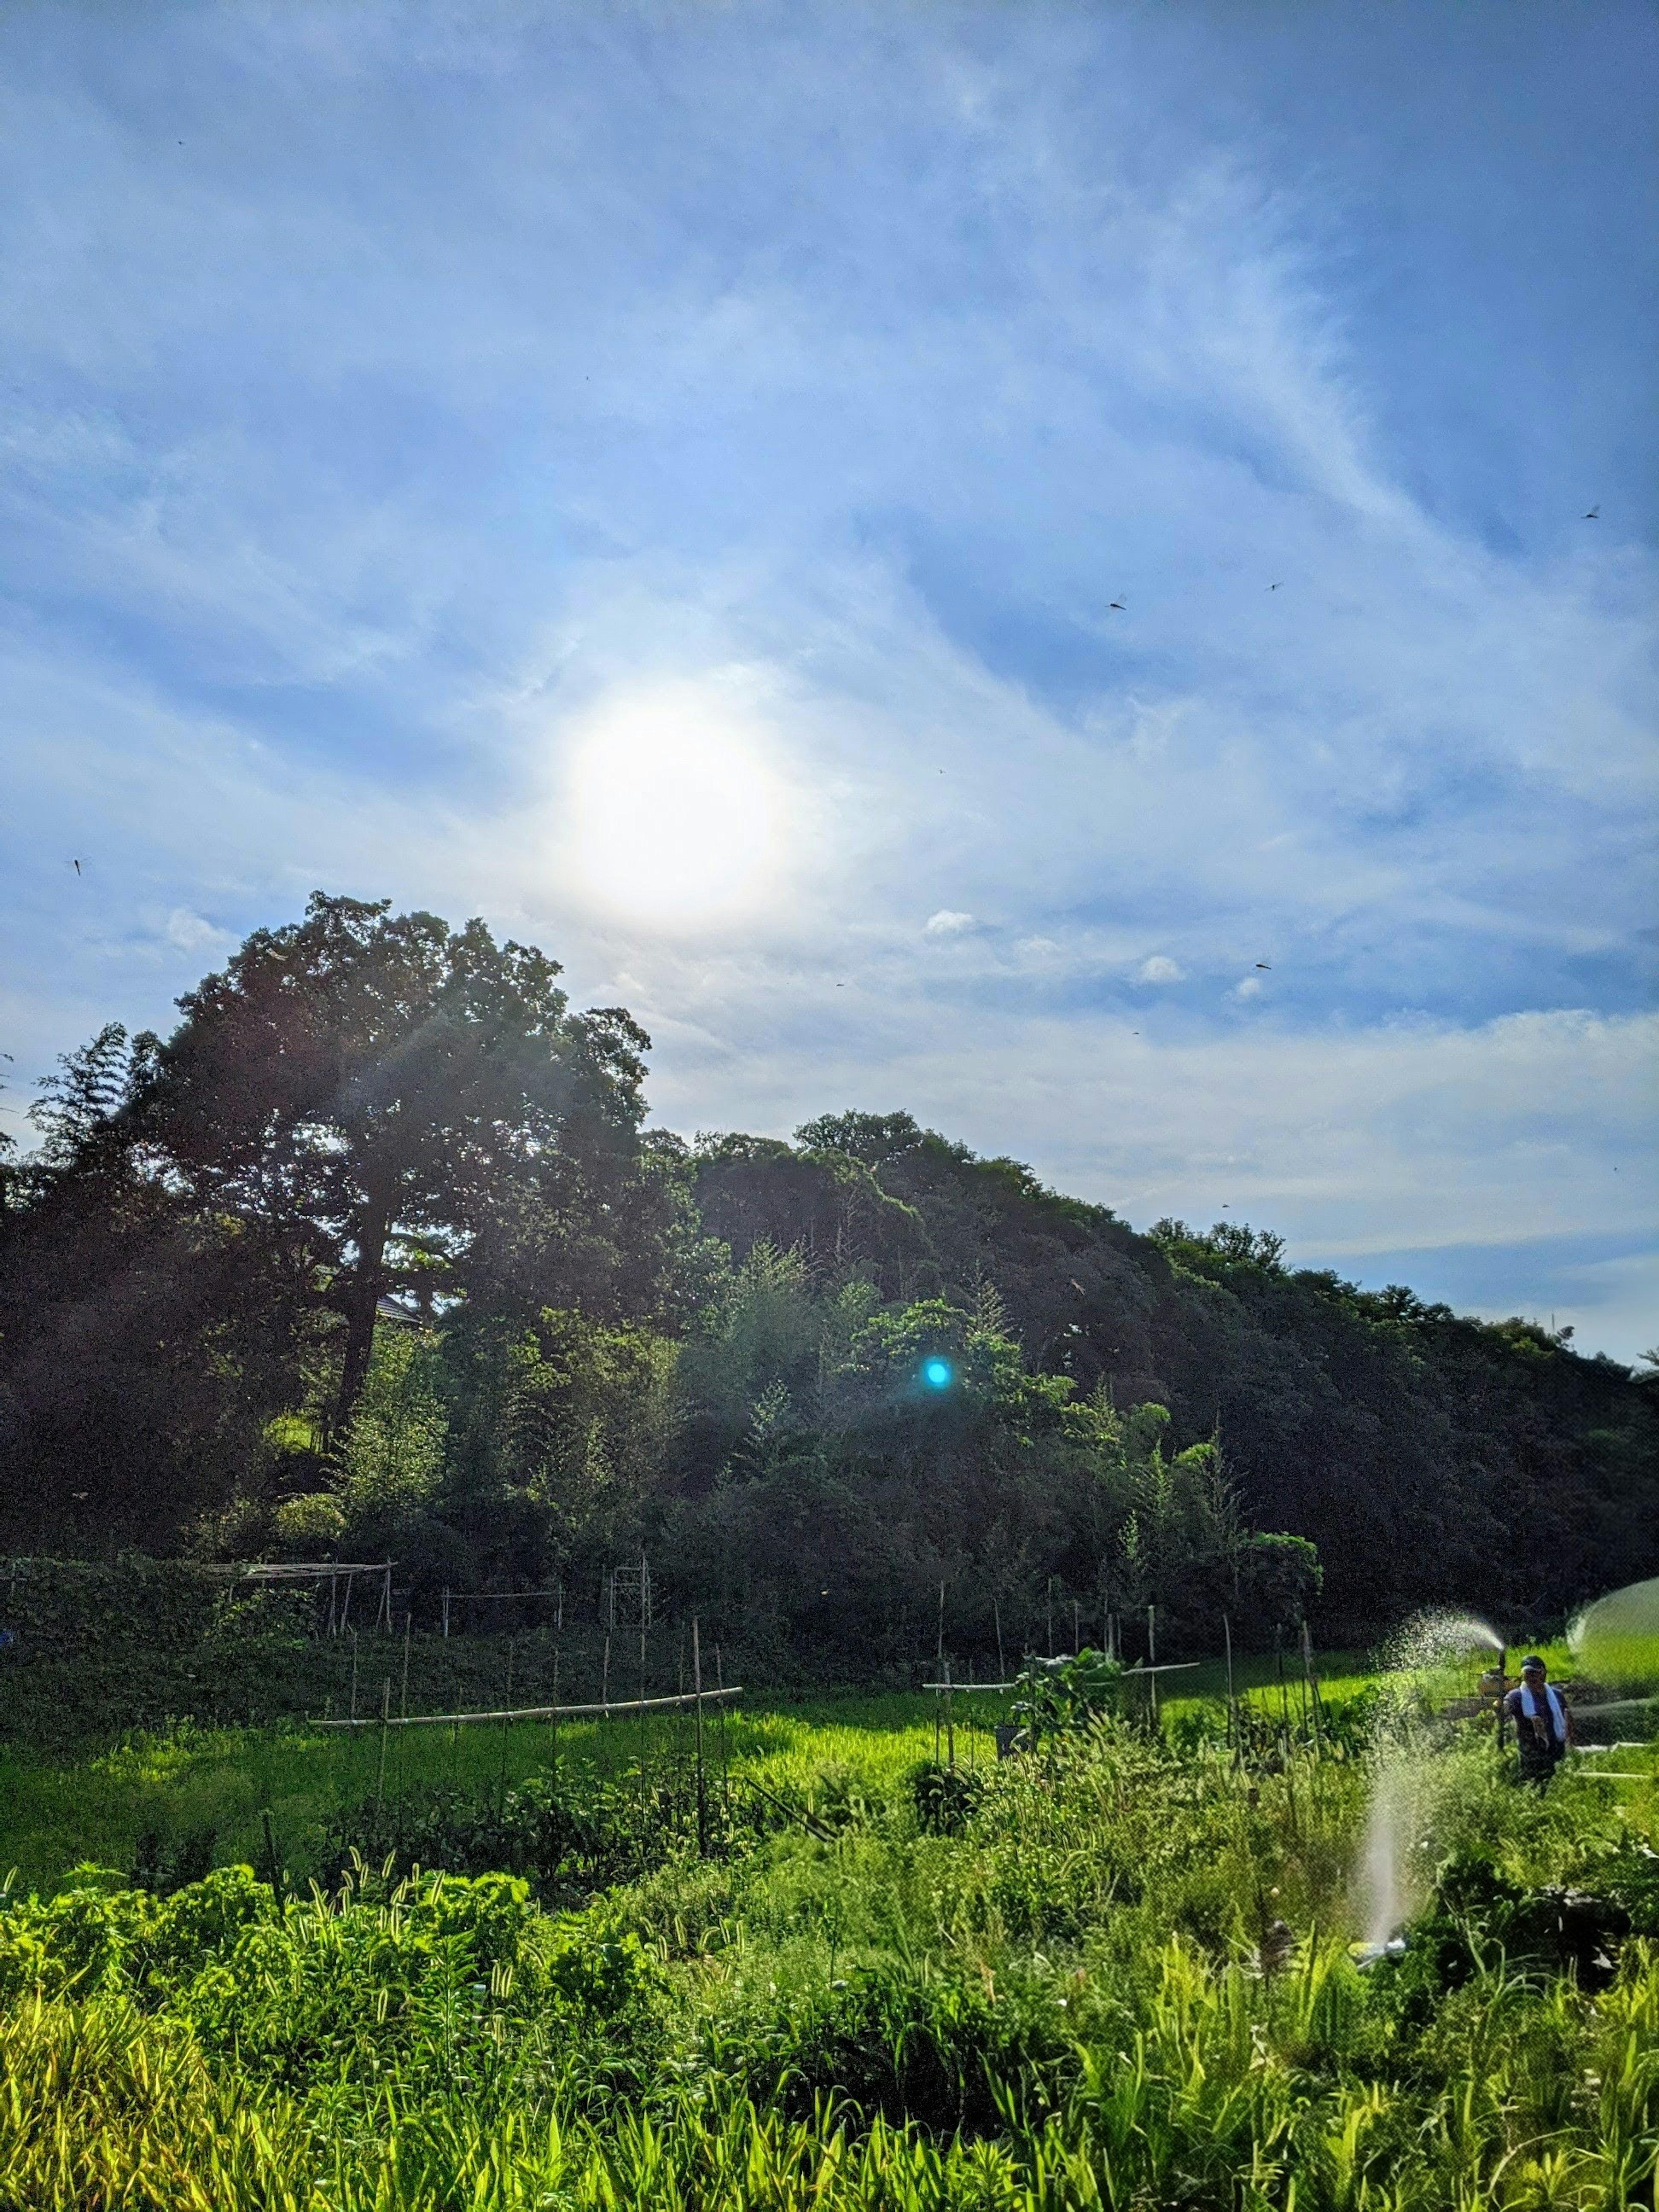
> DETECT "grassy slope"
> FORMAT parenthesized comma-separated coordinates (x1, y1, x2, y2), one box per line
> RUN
(0, 1638, 1625, 1900)
(2, 1697, 1656, 2210)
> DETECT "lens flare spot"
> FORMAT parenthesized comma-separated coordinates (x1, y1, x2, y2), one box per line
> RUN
(922, 1357, 953, 1390)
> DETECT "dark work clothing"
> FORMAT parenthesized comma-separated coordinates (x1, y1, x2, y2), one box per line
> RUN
(1503, 1683, 1568, 1786)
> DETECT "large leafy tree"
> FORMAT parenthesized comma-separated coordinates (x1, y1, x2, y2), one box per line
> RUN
(127, 894, 666, 1430)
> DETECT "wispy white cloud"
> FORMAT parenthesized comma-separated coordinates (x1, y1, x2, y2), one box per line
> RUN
(0, 0, 1652, 1355)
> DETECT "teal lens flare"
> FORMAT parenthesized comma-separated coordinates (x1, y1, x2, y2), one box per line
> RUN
(922, 1357, 953, 1389)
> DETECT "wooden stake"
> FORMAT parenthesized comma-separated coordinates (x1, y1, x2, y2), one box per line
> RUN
(375, 1678, 391, 1810)
(1300, 1619, 1322, 1754)
(693, 1617, 707, 1857)
(1223, 1613, 1236, 1760)
(398, 1610, 412, 1797)
(499, 1640, 515, 1810)
(261, 1809, 284, 1907)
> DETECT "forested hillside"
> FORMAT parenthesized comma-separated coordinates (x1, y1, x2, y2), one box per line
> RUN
(2, 895, 1653, 1655)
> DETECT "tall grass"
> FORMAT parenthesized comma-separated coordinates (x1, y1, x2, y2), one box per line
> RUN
(2, 1702, 1655, 2209)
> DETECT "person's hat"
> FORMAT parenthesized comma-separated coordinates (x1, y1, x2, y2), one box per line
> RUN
(1521, 1654, 1546, 1671)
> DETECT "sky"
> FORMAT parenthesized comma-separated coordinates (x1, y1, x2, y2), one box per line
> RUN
(2, 1, 1655, 1359)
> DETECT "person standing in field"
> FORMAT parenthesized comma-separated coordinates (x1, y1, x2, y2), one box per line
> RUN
(1502, 1654, 1574, 1786)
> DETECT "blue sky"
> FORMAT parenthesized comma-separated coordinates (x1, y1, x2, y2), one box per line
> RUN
(2, 1, 1655, 1357)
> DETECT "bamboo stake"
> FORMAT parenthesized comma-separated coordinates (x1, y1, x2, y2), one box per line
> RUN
(261, 1810, 284, 1907)
(1223, 1614, 1237, 1761)
(397, 1610, 412, 1796)
(499, 1641, 515, 1811)
(638, 1592, 648, 1837)
(312, 1684, 746, 1729)
(550, 1624, 560, 1788)
(1300, 1620, 1322, 1755)
(375, 1678, 391, 1809)
(693, 1617, 707, 1857)
(716, 1644, 730, 1822)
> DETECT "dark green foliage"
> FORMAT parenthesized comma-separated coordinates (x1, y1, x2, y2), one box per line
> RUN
(4, 900, 1655, 1661)
(907, 1761, 985, 1837)
(1372, 1847, 1638, 2021)
(712, 1954, 1052, 2133)
(315, 1757, 776, 1904)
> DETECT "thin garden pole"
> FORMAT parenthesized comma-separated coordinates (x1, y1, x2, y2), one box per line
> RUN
(1148, 1605, 1159, 1727)
(499, 1640, 515, 1812)
(716, 1643, 730, 1824)
(944, 1651, 955, 1771)
(693, 1617, 707, 1858)
(1223, 1613, 1237, 1761)
(375, 1678, 391, 1811)
(935, 1582, 946, 1764)
(1301, 1618, 1324, 1756)
(261, 1809, 285, 1907)
(442, 1586, 451, 1640)
(1072, 1599, 1081, 1656)
(994, 1597, 1005, 1684)
(601, 1631, 610, 1713)
(551, 1623, 560, 1789)
(398, 1610, 412, 1796)
(348, 1630, 359, 1724)
(638, 1604, 648, 1833)
(1046, 1579, 1054, 1657)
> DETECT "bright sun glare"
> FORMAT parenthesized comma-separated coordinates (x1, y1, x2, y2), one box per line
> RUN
(566, 682, 783, 925)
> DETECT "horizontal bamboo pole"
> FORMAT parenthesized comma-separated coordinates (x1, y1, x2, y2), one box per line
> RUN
(311, 1685, 742, 1730)
(922, 1661, 1203, 1690)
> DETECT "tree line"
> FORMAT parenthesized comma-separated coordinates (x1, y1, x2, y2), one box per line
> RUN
(2, 894, 1653, 1659)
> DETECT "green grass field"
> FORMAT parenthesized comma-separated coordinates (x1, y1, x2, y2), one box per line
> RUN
(0, 1634, 1633, 1898)
(4, 1640, 1656, 2208)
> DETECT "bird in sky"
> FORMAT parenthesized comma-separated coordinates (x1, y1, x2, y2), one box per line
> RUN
(1108, 600, 1126, 612)
(1268, 582, 1284, 591)
(1255, 961, 1271, 969)
(1584, 505, 1600, 519)
(72, 859, 81, 875)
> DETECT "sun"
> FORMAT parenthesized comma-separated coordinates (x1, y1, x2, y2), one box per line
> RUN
(564, 680, 785, 925)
